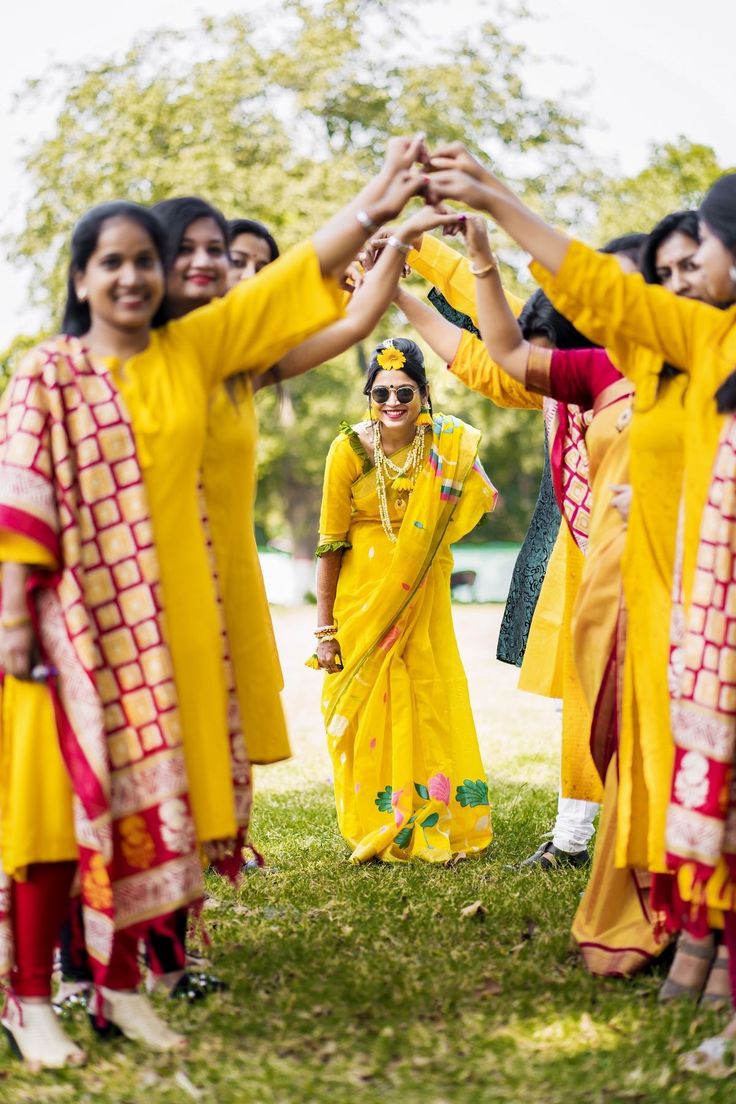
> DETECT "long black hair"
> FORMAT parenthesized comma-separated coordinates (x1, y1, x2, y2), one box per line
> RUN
(152, 196, 229, 273)
(639, 211, 699, 285)
(227, 218, 280, 262)
(700, 175, 736, 411)
(61, 201, 168, 336)
(601, 232, 648, 268)
(518, 289, 598, 351)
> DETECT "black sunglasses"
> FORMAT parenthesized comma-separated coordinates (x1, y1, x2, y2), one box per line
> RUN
(369, 384, 418, 405)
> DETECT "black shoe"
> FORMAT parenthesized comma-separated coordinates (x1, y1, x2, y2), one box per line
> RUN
(509, 840, 590, 871)
(169, 972, 228, 1002)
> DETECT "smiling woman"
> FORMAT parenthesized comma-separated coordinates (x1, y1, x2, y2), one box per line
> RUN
(311, 337, 497, 864)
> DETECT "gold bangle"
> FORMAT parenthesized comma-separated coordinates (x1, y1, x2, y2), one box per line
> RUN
(469, 257, 497, 278)
(525, 344, 553, 394)
(1, 612, 31, 630)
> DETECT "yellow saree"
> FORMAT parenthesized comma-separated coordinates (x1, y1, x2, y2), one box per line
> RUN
(317, 414, 496, 863)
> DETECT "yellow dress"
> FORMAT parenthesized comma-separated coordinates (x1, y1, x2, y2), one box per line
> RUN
(317, 417, 496, 862)
(532, 241, 736, 871)
(201, 381, 290, 765)
(0, 241, 342, 871)
(449, 330, 601, 802)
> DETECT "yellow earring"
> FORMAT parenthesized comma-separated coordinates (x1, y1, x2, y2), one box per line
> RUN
(416, 406, 433, 427)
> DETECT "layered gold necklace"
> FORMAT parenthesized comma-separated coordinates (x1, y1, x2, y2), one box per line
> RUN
(373, 423, 426, 544)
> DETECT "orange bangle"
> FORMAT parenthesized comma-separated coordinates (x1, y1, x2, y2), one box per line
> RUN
(525, 344, 553, 394)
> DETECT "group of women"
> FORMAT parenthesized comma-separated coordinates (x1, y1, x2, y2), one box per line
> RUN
(3, 129, 736, 1081)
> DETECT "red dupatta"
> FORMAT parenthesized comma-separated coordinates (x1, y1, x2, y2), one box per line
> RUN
(0, 338, 202, 982)
(654, 418, 736, 932)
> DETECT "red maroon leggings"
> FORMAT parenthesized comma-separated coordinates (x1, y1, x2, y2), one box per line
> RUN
(11, 862, 139, 997)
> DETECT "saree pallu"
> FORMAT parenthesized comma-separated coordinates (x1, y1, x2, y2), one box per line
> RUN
(654, 417, 736, 933)
(319, 415, 496, 863)
(0, 341, 202, 982)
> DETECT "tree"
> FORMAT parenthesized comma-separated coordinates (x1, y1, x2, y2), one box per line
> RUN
(7, 0, 597, 555)
(595, 137, 729, 243)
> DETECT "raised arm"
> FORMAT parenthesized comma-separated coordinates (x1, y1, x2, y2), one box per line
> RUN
(394, 285, 463, 364)
(462, 216, 528, 383)
(424, 142, 718, 373)
(259, 206, 463, 389)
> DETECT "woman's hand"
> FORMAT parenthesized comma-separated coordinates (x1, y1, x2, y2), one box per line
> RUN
(316, 637, 343, 674)
(427, 141, 490, 181)
(369, 168, 427, 225)
(381, 133, 429, 177)
(459, 214, 495, 265)
(0, 620, 36, 679)
(422, 170, 494, 213)
(393, 203, 465, 248)
(609, 484, 632, 523)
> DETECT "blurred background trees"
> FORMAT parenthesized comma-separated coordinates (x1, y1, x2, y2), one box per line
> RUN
(2, 0, 728, 553)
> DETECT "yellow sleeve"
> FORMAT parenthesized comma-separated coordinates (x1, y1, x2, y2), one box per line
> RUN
(0, 532, 56, 568)
(316, 434, 362, 554)
(170, 240, 346, 389)
(450, 329, 543, 410)
(407, 234, 525, 324)
(530, 241, 727, 379)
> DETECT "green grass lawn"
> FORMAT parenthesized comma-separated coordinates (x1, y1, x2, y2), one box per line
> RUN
(1, 607, 732, 1103)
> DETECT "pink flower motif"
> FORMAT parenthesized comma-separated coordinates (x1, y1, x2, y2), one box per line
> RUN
(394, 808, 405, 827)
(379, 624, 401, 652)
(369, 738, 377, 750)
(391, 788, 404, 807)
(427, 772, 451, 805)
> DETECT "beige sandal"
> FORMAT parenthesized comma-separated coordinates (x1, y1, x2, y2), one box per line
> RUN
(701, 944, 732, 1011)
(1, 996, 86, 1071)
(681, 1036, 736, 1078)
(89, 987, 187, 1051)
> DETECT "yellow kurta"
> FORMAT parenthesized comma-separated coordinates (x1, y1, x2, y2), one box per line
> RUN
(318, 421, 494, 862)
(0, 241, 342, 868)
(532, 242, 736, 871)
(449, 329, 599, 800)
(202, 381, 290, 765)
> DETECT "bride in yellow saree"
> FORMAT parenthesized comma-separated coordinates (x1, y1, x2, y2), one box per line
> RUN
(310, 338, 496, 863)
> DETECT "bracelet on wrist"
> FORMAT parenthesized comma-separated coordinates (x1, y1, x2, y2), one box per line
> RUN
(1, 612, 31, 630)
(355, 209, 379, 234)
(470, 258, 497, 278)
(317, 634, 338, 644)
(315, 623, 338, 640)
(469, 257, 497, 278)
(386, 235, 411, 256)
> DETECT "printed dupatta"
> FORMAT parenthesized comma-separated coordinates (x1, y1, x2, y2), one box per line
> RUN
(322, 414, 496, 738)
(543, 398, 591, 556)
(657, 418, 736, 930)
(0, 338, 202, 980)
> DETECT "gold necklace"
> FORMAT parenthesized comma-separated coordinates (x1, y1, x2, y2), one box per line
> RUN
(373, 423, 426, 543)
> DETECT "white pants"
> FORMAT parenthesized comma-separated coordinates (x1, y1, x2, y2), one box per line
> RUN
(552, 794, 599, 853)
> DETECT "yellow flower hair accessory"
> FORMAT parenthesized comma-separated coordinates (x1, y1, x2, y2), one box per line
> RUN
(376, 345, 406, 371)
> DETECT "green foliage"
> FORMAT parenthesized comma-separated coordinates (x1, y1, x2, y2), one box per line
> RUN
(596, 136, 731, 243)
(9, 3, 726, 551)
(7, 0, 595, 547)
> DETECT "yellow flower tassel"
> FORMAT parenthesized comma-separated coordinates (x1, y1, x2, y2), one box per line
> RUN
(416, 409, 433, 427)
(305, 654, 321, 670)
(392, 475, 413, 492)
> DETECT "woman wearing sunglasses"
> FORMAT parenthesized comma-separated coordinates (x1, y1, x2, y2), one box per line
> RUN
(310, 337, 497, 862)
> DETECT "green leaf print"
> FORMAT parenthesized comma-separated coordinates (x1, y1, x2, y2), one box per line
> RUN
(374, 786, 393, 814)
(394, 825, 414, 849)
(414, 782, 429, 801)
(420, 812, 439, 829)
(455, 779, 490, 808)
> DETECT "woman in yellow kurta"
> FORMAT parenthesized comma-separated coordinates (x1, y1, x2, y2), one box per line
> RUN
(311, 338, 496, 862)
(425, 152, 736, 1059)
(0, 146, 424, 1068)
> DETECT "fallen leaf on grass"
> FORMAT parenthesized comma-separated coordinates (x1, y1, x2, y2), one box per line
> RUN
(460, 900, 486, 919)
(476, 976, 503, 998)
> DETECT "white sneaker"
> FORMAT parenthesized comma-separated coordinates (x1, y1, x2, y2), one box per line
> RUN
(92, 987, 187, 1051)
(1, 996, 86, 1071)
